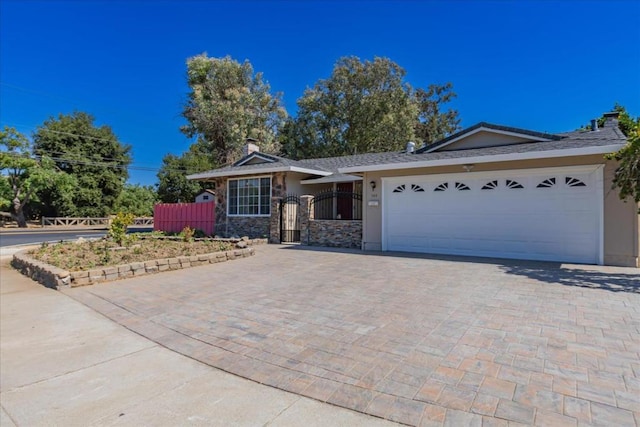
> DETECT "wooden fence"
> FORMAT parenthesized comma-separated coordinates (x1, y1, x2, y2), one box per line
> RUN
(132, 217, 154, 226)
(153, 201, 215, 236)
(41, 217, 154, 227)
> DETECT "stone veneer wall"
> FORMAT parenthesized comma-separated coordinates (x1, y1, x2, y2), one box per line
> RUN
(308, 220, 363, 249)
(269, 197, 282, 243)
(227, 216, 270, 238)
(213, 172, 286, 237)
(210, 176, 227, 236)
(298, 195, 362, 249)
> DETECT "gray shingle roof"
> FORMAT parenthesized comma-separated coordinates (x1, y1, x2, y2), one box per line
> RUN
(188, 124, 626, 180)
(417, 122, 563, 153)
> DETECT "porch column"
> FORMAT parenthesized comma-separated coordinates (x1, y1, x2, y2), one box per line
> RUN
(300, 195, 314, 245)
(269, 197, 282, 244)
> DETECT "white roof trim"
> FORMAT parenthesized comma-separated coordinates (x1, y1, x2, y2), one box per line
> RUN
(235, 152, 275, 166)
(424, 126, 554, 153)
(338, 144, 625, 174)
(187, 165, 332, 180)
(301, 174, 363, 185)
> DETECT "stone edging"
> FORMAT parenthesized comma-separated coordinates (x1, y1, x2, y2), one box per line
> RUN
(12, 247, 256, 290)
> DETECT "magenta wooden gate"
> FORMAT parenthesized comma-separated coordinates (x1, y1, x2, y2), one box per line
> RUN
(153, 201, 216, 236)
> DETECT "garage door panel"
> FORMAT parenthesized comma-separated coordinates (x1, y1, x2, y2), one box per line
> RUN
(384, 167, 600, 264)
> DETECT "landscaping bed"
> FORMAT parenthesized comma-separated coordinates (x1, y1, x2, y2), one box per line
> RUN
(12, 235, 266, 289)
(28, 236, 237, 271)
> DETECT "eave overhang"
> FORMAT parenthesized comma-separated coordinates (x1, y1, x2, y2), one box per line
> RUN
(301, 174, 363, 185)
(338, 144, 625, 174)
(187, 166, 332, 181)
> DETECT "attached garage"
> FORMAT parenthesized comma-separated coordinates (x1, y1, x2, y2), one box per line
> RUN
(382, 165, 603, 264)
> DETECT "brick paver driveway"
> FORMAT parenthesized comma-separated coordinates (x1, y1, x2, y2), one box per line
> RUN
(67, 245, 640, 426)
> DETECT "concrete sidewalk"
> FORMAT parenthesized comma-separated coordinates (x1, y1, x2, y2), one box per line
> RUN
(0, 257, 396, 426)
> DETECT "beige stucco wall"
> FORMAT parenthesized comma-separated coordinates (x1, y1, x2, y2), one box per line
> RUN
(603, 162, 639, 267)
(439, 131, 537, 151)
(361, 154, 639, 267)
(283, 172, 308, 196)
(285, 173, 347, 197)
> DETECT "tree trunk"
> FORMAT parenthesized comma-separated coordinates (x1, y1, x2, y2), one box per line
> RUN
(14, 210, 27, 228)
(13, 197, 27, 228)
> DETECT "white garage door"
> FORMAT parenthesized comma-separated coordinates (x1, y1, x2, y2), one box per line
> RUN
(383, 165, 602, 264)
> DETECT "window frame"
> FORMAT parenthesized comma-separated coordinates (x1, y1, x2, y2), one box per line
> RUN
(227, 175, 272, 217)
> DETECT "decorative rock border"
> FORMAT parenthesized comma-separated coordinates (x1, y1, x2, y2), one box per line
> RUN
(12, 246, 257, 290)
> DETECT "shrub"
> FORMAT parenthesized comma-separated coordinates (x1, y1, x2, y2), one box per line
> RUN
(108, 212, 135, 246)
(180, 226, 195, 242)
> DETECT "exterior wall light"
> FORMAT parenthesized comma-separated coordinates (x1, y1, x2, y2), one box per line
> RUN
(370, 180, 377, 191)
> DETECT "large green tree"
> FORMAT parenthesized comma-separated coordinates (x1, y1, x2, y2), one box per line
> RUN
(114, 184, 158, 216)
(32, 112, 131, 217)
(415, 82, 461, 144)
(0, 127, 76, 227)
(280, 56, 460, 159)
(181, 53, 287, 166)
(602, 105, 640, 208)
(157, 147, 212, 203)
(282, 56, 417, 158)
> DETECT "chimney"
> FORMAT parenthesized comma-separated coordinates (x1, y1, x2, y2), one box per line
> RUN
(243, 138, 260, 156)
(602, 111, 620, 128)
(406, 141, 416, 154)
(590, 119, 598, 131)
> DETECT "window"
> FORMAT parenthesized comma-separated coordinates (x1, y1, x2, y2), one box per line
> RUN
(202, 195, 209, 200)
(536, 178, 556, 188)
(482, 180, 498, 190)
(506, 179, 524, 189)
(566, 177, 586, 187)
(434, 182, 448, 192)
(228, 177, 271, 216)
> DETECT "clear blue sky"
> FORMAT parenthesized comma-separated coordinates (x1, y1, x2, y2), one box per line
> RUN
(2, 0, 639, 186)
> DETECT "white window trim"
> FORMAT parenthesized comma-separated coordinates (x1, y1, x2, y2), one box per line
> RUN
(227, 175, 272, 217)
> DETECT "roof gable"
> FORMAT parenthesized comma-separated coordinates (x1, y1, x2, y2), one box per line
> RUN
(418, 122, 562, 153)
(234, 152, 282, 166)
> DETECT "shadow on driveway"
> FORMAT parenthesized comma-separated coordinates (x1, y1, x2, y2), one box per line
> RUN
(278, 244, 640, 293)
(498, 264, 640, 293)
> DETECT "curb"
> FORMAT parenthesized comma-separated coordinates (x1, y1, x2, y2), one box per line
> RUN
(11, 245, 259, 290)
(0, 244, 41, 258)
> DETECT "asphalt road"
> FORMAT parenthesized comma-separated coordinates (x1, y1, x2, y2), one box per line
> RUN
(0, 228, 151, 247)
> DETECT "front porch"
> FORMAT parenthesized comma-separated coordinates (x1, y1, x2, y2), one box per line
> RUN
(270, 190, 363, 249)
